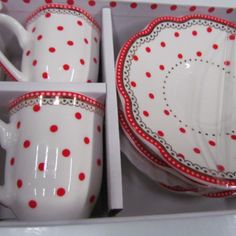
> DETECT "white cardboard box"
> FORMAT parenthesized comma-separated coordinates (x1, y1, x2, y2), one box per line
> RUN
(1, 0, 236, 235)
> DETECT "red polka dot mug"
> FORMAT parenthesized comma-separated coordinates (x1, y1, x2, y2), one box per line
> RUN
(0, 4, 100, 82)
(0, 91, 104, 221)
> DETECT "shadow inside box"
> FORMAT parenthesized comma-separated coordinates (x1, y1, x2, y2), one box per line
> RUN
(119, 154, 236, 217)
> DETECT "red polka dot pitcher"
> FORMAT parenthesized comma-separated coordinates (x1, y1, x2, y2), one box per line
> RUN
(0, 91, 104, 221)
(0, 4, 100, 82)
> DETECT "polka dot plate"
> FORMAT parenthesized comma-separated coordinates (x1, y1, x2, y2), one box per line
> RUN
(116, 15, 236, 188)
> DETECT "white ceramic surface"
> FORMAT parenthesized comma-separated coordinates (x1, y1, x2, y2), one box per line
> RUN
(0, 91, 104, 221)
(0, 4, 100, 82)
(117, 15, 236, 188)
(120, 111, 236, 198)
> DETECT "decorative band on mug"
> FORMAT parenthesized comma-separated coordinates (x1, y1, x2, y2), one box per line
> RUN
(9, 91, 105, 115)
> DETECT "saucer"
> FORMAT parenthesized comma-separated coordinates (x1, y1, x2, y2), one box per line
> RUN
(117, 15, 236, 188)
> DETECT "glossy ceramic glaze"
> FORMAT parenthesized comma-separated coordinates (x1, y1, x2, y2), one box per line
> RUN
(0, 91, 104, 221)
(120, 111, 236, 198)
(117, 15, 236, 188)
(0, 4, 100, 82)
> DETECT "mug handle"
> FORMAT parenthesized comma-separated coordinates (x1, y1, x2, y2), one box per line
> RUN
(0, 120, 14, 207)
(0, 14, 32, 82)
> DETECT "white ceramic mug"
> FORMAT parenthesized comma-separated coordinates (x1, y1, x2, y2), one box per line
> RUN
(0, 91, 104, 221)
(0, 4, 100, 82)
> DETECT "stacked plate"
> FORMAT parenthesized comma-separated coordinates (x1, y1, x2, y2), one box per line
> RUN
(116, 15, 236, 197)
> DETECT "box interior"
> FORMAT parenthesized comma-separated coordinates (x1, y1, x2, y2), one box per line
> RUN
(1, 0, 236, 225)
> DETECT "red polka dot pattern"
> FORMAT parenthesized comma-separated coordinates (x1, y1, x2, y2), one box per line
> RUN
(42, 72, 48, 79)
(159, 65, 165, 71)
(130, 2, 137, 9)
(67, 0, 74, 5)
(26, 50, 31, 56)
(28, 200, 37, 209)
(208, 140, 216, 147)
(17, 121, 21, 129)
(84, 137, 90, 144)
(78, 173, 85, 181)
(192, 30, 197, 36)
(150, 4, 158, 10)
(17, 179, 23, 188)
(226, 8, 234, 14)
(50, 125, 58, 133)
(145, 47, 151, 53)
(75, 112, 82, 120)
(131, 81, 136, 87)
(77, 20, 83, 26)
(133, 55, 139, 61)
(196, 51, 202, 57)
(63, 64, 70, 71)
(207, 27, 212, 33)
(208, 7, 215, 13)
(45, 12, 51, 18)
(217, 165, 225, 172)
(10, 157, 15, 166)
(38, 162, 45, 171)
(37, 35, 42, 40)
(32, 60, 37, 66)
(80, 59, 85, 65)
(88, 0, 96, 6)
(224, 61, 231, 66)
(67, 40, 74, 46)
(57, 187, 66, 196)
(179, 128, 186, 133)
(23, 140, 31, 149)
(193, 148, 201, 154)
(110, 1, 117, 8)
(170, 5, 177, 11)
(157, 130, 164, 137)
(49, 47, 56, 53)
(174, 32, 180, 37)
(229, 34, 235, 40)
(143, 111, 149, 117)
(160, 42, 166, 47)
(33, 104, 41, 112)
(146, 72, 151, 78)
(231, 135, 236, 140)
(62, 149, 71, 157)
(189, 6, 196, 12)
(57, 26, 64, 31)
(164, 110, 170, 116)
(148, 93, 155, 99)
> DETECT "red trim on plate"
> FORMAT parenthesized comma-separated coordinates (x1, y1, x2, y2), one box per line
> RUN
(119, 109, 169, 168)
(9, 91, 104, 111)
(116, 15, 236, 187)
(159, 182, 236, 198)
(25, 3, 100, 31)
(159, 183, 198, 193)
(203, 190, 236, 198)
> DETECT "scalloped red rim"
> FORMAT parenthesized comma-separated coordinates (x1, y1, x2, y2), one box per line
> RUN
(116, 14, 236, 187)
(9, 91, 105, 111)
(119, 109, 169, 168)
(25, 3, 100, 31)
(159, 182, 236, 198)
